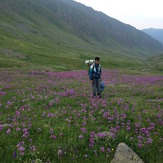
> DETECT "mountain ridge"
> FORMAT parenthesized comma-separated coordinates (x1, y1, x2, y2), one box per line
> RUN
(142, 28, 163, 44)
(0, 0, 163, 70)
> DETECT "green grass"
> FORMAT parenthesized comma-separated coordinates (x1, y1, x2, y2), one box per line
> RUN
(0, 26, 145, 71)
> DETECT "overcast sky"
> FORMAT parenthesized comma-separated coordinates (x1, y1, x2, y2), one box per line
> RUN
(74, 0, 163, 29)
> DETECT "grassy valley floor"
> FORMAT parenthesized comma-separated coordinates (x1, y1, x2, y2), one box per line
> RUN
(0, 69, 163, 163)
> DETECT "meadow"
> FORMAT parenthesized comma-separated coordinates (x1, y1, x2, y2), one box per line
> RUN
(0, 69, 163, 163)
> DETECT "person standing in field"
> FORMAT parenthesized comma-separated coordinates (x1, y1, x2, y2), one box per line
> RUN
(89, 57, 102, 98)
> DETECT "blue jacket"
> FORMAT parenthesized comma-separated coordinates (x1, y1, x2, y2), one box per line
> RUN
(89, 63, 102, 80)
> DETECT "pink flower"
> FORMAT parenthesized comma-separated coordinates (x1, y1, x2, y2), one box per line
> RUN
(0, 92, 6, 96)
(16, 128, 21, 131)
(59, 132, 63, 137)
(16, 141, 24, 148)
(138, 143, 142, 148)
(146, 138, 153, 144)
(7, 101, 12, 105)
(79, 135, 83, 139)
(49, 101, 53, 107)
(50, 128, 53, 134)
(58, 149, 63, 156)
(22, 128, 28, 132)
(80, 127, 87, 133)
(47, 113, 55, 117)
(127, 126, 131, 131)
(100, 147, 105, 152)
(107, 148, 111, 153)
(22, 131, 29, 138)
(50, 135, 57, 140)
(6, 128, 11, 134)
(18, 146, 25, 156)
(30, 146, 36, 151)
(19, 146, 25, 152)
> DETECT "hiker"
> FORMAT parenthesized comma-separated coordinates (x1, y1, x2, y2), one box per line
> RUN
(89, 57, 102, 98)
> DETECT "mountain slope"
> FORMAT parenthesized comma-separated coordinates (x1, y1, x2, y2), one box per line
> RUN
(142, 28, 163, 44)
(146, 53, 163, 71)
(32, 0, 163, 56)
(0, 0, 163, 70)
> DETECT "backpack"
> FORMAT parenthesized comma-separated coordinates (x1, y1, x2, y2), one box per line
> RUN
(85, 60, 94, 76)
(88, 63, 93, 76)
(90, 63, 101, 76)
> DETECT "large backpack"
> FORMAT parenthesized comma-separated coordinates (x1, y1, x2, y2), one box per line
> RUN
(89, 63, 101, 76)
(85, 60, 94, 76)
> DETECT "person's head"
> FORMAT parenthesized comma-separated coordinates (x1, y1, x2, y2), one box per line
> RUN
(95, 57, 100, 64)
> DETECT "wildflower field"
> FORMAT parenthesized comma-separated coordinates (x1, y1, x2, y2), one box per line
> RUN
(0, 69, 163, 163)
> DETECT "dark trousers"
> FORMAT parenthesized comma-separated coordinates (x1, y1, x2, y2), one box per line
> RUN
(92, 78, 101, 96)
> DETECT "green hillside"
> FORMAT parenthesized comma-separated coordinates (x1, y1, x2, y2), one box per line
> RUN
(0, 0, 163, 70)
(145, 53, 163, 72)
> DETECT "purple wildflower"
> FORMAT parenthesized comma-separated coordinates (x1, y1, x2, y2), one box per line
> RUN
(138, 143, 142, 148)
(15, 111, 20, 116)
(22, 131, 29, 138)
(130, 137, 133, 141)
(80, 127, 87, 134)
(96, 132, 108, 138)
(116, 126, 120, 130)
(135, 122, 141, 128)
(30, 146, 36, 151)
(108, 116, 114, 122)
(50, 128, 53, 134)
(47, 113, 55, 117)
(79, 135, 83, 139)
(58, 149, 63, 157)
(18, 146, 25, 156)
(16, 127, 21, 131)
(0, 92, 6, 96)
(107, 148, 111, 153)
(89, 131, 95, 148)
(100, 147, 105, 152)
(127, 126, 131, 131)
(122, 114, 127, 119)
(6, 128, 11, 134)
(22, 128, 28, 132)
(50, 135, 57, 140)
(103, 112, 109, 118)
(146, 138, 153, 144)
(137, 135, 143, 139)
